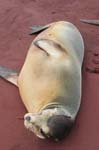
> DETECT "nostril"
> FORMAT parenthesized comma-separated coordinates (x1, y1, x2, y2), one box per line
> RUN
(25, 116, 31, 121)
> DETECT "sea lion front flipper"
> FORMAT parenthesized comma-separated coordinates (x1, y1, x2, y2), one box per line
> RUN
(29, 24, 50, 35)
(34, 39, 65, 57)
(0, 66, 18, 86)
(80, 19, 99, 26)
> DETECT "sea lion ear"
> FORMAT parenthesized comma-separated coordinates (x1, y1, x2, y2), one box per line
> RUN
(34, 39, 65, 57)
(29, 24, 50, 35)
(47, 115, 74, 140)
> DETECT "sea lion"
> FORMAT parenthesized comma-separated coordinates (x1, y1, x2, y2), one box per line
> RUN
(80, 19, 99, 26)
(0, 21, 84, 141)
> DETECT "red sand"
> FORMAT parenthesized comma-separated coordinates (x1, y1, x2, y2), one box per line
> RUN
(0, 0, 99, 149)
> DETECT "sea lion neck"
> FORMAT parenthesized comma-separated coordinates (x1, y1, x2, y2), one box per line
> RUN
(42, 102, 61, 110)
(38, 102, 72, 118)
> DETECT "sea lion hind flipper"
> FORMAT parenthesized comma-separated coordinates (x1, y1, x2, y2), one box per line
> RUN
(29, 25, 50, 35)
(80, 19, 99, 26)
(0, 66, 18, 86)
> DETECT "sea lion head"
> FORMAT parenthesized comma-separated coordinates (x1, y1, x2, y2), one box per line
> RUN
(24, 107, 74, 141)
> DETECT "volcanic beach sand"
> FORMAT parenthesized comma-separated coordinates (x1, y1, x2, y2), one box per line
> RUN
(0, 0, 99, 149)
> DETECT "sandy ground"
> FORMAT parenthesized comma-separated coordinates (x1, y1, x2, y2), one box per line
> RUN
(0, 0, 99, 149)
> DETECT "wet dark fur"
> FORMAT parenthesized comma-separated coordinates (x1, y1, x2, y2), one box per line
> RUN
(42, 115, 74, 140)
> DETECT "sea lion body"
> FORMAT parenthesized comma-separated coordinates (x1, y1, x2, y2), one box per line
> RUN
(18, 21, 84, 118)
(0, 21, 84, 140)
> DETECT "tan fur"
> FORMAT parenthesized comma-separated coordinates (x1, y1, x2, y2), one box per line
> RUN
(18, 21, 84, 118)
